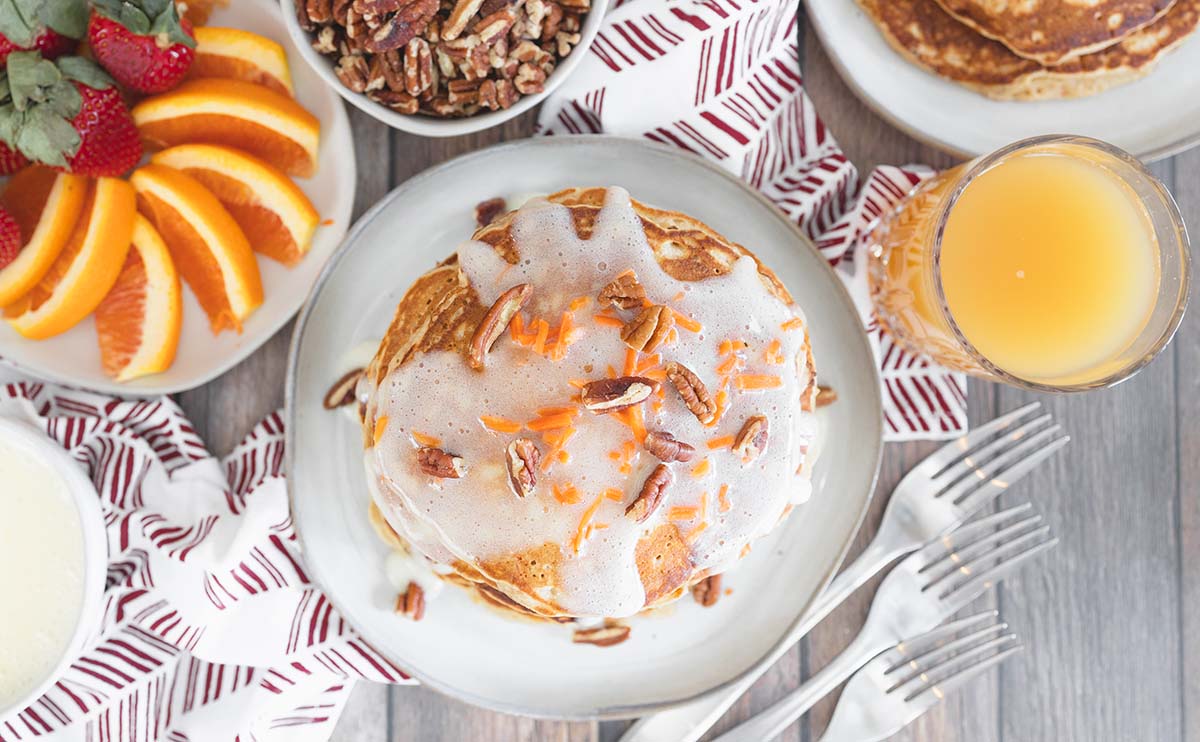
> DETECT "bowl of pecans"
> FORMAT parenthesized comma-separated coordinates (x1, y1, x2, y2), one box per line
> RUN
(282, 0, 604, 135)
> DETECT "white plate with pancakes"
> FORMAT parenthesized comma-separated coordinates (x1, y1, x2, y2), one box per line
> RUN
(286, 137, 883, 718)
(807, 0, 1200, 160)
(0, 0, 355, 396)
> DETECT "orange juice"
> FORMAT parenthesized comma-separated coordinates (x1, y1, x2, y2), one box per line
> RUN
(938, 150, 1159, 383)
(867, 136, 1187, 390)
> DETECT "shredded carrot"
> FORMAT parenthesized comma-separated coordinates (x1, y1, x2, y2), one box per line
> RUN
(716, 354, 741, 376)
(665, 327, 679, 346)
(532, 318, 550, 355)
(568, 378, 587, 389)
(705, 390, 730, 429)
(623, 405, 647, 444)
(673, 310, 702, 333)
(623, 348, 638, 376)
(606, 364, 617, 378)
(685, 522, 709, 542)
(707, 435, 735, 450)
(718, 484, 731, 512)
(764, 339, 784, 365)
(741, 543, 752, 558)
(373, 416, 389, 445)
(603, 487, 623, 502)
(553, 482, 582, 505)
(668, 506, 699, 521)
(691, 458, 711, 478)
(527, 413, 576, 431)
(643, 368, 667, 381)
(736, 374, 783, 390)
(557, 449, 569, 463)
(569, 296, 591, 312)
(671, 291, 685, 302)
(608, 451, 622, 461)
(573, 495, 606, 552)
(541, 427, 577, 472)
(594, 522, 609, 530)
(550, 312, 571, 360)
(634, 353, 661, 374)
(510, 313, 526, 342)
(537, 406, 578, 417)
(411, 430, 441, 447)
(479, 416, 522, 434)
(699, 491, 709, 519)
(594, 313, 625, 327)
(781, 318, 805, 331)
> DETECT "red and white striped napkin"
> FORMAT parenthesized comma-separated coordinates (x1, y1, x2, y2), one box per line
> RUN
(538, 0, 967, 439)
(0, 380, 406, 742)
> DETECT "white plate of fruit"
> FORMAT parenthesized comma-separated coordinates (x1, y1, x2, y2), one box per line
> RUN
(0, 0, 355, 394)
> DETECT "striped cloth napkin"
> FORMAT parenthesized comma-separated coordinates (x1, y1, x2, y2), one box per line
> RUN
(538, 0, 967, 439)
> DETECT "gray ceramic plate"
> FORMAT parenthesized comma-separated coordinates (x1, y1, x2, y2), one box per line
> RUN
(286, 137, 882, 719)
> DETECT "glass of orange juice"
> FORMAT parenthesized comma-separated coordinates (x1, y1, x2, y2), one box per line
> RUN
(867, 134, 1190, 391)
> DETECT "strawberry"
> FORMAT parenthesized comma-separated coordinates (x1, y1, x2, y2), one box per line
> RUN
(0, 0, 87, 65)
(0, 206, 23, 271)
(88, 0, 196, 94)
(0, 52, 142, 178)
(0, 141, 29, 175)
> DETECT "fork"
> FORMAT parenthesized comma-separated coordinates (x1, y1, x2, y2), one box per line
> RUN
(816, 612, 1021, 742)
(619, 403, 1067, 742)
(711, 505, 1057, 742)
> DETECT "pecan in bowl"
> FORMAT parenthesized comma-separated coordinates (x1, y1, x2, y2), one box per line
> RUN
(286, 0, 598, 128)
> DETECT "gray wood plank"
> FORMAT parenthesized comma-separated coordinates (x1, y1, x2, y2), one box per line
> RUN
(330, 680, 390, 742)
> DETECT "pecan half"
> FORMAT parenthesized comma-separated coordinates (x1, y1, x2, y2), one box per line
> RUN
(505, 437, 540, 497)
(732, 415, 768, 462)
(362, 0, 438, 51)
(417, 447, 466, 478)
(643, 430, 695, 463)
(621, 305, 674, 353)
(815, 385, 838, 408)
(665, 362, 717, 424)
(323, 368, 363, 409)
(474, 197, 507, 227)
(442, 0, 484, 39)
(395, 581, 426, 620)
(581, 376, 657, 413)
(468, 283, 532, 369)
(625, 464, 671, 522)
(692, 574, 721, 607)
(572, 623, 630, 647)
(597, 271, 645, 309)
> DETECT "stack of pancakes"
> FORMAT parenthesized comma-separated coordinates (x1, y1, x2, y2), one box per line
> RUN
(358, 187, 820, 621)
(858, 0, 1200, 99)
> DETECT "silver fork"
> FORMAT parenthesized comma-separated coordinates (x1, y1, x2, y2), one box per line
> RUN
(711, 506, 1057, 742)
(620, 403, 1067, 742)
(816, 612, 1021, 742)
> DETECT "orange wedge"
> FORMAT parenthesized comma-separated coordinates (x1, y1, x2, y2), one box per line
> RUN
(130, 164, 263, 334)
(190, 27, 293, 96)
(0, 167, 88, 307)
(95, 215, 182, 381)
(6, 178, 136, 340)
(150, 144, 318, 266)
(132, 79, 320, 178)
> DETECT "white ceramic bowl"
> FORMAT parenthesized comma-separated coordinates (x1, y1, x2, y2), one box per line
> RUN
(279, 0, 609, 137)
(0, 417, 107, 722)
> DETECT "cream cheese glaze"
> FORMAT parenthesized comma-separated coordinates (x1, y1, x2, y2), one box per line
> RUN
(362, 188, 818, 618)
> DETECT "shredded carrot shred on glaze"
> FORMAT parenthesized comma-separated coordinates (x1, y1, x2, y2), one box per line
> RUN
(668, 506, 699, 521)
(373, 416, 389, 445)
(573, 495, 606, 552)
(634, 353, 661, 374)
(411, 431, 441, 447)
(781, 318, 805, 331)
(736, 374, 783, 390)
(670, 310, 702, 333)
(510, 313, 526, 342)
(764, 339, 784, 365)
(643, 368, 667, 381)
(532, 319, 550, 355)
(537, 405, 578, 417)
(699, 491, 708, 519)
(569, 296, 591, 312)
(603, 488, 623, 501)
(479, 416, 522, 433)
(671, 291, 685, 302)
(707, 435, 735, 450)
(606, 364, 617, 378)
(608, 451, 622, 461)
(718, 484, 731, 512)
(557, 449, 569, 463)
(594, 313, 625, 327)
(568, 378, 587, 389)
(527, 412, 576, 431)
(551, 311, 573, 360)
(691, 459, 711, 478)
(704, 390, 730, 429)
(623, 348, 638, 376)
(594, 522, 609, 530)
(553, 482, 582, 505)
(665, 327, 679, 346)
(622, 405, 647, 444)
(716, 354, 741, 376)
(685, 522, 709, 542)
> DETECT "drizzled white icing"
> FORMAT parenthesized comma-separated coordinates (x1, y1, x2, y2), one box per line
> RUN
(362, 188, 817, 618)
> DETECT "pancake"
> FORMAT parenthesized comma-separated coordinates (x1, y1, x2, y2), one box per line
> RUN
(357, 187, 820, 620)
(859, 0, 1200, 100)
(932, 0, 1176, 64)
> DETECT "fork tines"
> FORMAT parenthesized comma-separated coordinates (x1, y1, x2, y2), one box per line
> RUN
(882, 611, 1022, 703)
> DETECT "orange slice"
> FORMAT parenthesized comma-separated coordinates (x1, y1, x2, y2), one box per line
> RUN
(150, 144, 318, 266)
(0, 167, 88, 307)
(190, 26, 293, 96)
(132, 79, 320, 178)
(6, 178, 136, 340)
(130, 164, 263, 334)
(95, 215, 182, 381)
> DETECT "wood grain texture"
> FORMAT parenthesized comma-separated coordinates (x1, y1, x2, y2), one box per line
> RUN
(178, 12, 1200, 742)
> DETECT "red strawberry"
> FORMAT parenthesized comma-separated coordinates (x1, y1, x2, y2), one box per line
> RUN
(88, 0, 195, 94)
(0, 206, 23, 271)
(0, 0, 87, 65)
(0, 141, 29, 175)
(0, 53, 143, 178)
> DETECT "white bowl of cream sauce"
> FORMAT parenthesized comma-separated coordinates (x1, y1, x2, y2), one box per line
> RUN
(0, 417, 107, 722)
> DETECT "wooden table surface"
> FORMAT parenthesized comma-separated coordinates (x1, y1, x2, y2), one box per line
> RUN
(177, 9, 1200, 741)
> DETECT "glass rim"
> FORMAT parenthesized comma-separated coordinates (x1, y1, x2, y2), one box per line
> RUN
(930, 133, 1193, 393)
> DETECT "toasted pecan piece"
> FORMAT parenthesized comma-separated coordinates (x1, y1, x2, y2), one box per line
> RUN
(468, 283, 532, 369)
(621, 304, 673, 352)
(581, 376, 657, 413)
(665, 362, 717, 424)
(643, 430, 695, 463)
(625, 464, 671, 522)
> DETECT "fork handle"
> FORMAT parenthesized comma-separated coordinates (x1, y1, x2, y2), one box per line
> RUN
(710, 627, 890, 742)
(618, 541, 904, 742)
